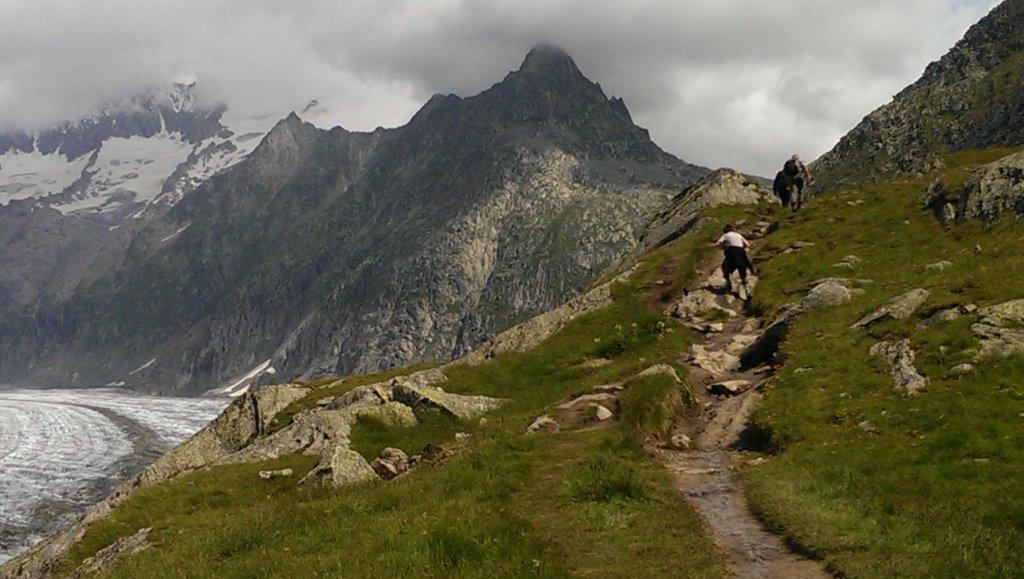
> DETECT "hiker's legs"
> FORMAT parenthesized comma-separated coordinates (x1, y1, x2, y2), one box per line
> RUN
(794, 178, 805, 211)
(721, 261, 734, 289)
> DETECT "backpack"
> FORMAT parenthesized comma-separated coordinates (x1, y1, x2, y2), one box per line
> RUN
(783, 159, 800, 177)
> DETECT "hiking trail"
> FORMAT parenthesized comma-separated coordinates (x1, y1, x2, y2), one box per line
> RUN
(656, 226, 830, 579)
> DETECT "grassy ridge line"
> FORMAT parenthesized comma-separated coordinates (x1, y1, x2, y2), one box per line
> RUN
(743, 148, 1024, 577)
(57, 205, 764, 577)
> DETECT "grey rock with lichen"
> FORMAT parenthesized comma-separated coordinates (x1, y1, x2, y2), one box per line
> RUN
(870, 339, 928, 395)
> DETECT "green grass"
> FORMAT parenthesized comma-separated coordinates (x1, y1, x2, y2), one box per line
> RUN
(742, 147, 1024, 577)
(55, 206, 765, 578)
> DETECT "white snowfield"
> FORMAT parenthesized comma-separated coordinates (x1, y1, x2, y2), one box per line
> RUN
(0, 387, 228, 563)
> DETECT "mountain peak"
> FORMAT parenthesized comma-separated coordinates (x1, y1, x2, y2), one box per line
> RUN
(518, 44, 580, 77)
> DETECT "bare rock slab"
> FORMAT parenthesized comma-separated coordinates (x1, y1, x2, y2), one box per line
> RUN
(853, 288, 930, 329)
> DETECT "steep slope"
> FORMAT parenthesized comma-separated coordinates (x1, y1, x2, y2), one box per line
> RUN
(814, 0, 1024, 188)
(3, 47, 709, 394)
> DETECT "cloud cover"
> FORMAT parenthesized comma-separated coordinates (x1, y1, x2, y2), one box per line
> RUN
(0, 0, 1003, 175)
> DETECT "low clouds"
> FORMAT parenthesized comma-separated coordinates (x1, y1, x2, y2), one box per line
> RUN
(0, 0, 1002, 174)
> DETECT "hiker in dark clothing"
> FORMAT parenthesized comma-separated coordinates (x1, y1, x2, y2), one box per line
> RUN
(776, 154, 813, 211)
(716, 224, 755, 296)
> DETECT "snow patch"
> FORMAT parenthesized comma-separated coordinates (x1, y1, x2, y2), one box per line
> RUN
(0, 150, 89, 204)
(160, 224, 190, 243)
(127, 357, 157, 376)
(213, 359, 275, 397)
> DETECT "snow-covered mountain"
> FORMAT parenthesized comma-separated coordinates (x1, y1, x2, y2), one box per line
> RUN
(0, 83, 276, 217)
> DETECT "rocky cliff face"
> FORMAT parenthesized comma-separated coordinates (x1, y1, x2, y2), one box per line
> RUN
(2, 47, 708, 394)
(814, 0, 1024, 189)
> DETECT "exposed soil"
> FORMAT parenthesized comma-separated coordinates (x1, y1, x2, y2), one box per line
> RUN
(657, 237, 831, 578)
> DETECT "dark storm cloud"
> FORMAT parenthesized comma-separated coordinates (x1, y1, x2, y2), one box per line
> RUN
(0, 0, 1003, 174)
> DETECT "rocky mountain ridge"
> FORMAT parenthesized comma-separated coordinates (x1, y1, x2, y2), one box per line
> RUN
(814, 0, 1024, 189)
(0, 46, 709, 395)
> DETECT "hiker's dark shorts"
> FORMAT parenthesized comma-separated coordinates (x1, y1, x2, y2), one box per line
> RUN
(723, 247, 751, 278)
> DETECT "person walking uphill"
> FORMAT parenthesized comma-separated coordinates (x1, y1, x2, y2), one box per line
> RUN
(774, 154, 813, 212)
(717, 224, 755, 298)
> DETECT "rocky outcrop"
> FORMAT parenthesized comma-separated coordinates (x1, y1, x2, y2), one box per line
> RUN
(300, 447, 377, 487)
(68, 528, 152, 579)
(741, 280, 858, 366)
(610, 168, 773, 272)
(917, 303, 977, 330)
(958, 150, 1024, 221)
(870, 340, 928, 395)
(814, 1, 1024, 189)
(135, 383, 308, 487)
(972, 299, 1024, 358)
(852, 289, 930, 329)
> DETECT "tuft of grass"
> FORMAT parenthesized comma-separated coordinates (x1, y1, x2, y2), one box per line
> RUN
(618, 373, 689, 442)
(562, 454, 651, 503)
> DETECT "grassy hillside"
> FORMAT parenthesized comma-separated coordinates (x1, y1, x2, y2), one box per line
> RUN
(743, 148, 1024, 577)
(54, 207, 764, 578)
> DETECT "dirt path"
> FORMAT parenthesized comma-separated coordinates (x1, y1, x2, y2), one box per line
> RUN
(657, 238, 830, 578)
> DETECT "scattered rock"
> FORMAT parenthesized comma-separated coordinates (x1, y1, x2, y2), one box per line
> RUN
(69, 528, 152, 579)
(526, 415, 559, 434)
(708, 380, 752, 396)
(852, 288, 931, 329)
(592, 383, 625, 394)
(948, 364, 976, 377)
(592, 405, 614, 421)
(558, 392, 618, 410)
(667, 288, 736, 319)
(791, 241, 815, 250)
(455, 432, 471, 441)
(690, 345, 741, 376)
(370, 447, 410, 480)
(870, 339, 928, 395)
(940, 203, 957, 224)
(391, 380, 505, 420)
(926, 260, 953, 271)
(857, 421, 879, 433)
(664, 434, 693, 450)
(258, 468, 294, 480)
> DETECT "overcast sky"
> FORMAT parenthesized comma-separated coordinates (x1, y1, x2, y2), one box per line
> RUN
(0, 0, 1003, 175)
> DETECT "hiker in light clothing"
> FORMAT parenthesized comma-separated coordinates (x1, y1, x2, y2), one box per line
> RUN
(717, 224, 754, 294)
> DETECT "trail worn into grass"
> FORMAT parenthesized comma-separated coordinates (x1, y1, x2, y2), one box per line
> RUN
(659, 251, 829, 578)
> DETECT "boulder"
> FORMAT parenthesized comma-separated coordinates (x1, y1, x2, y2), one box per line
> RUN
(353, 401, 418, 427)
(852, 288, 930, 329)
(300, 446, 378, 487)
(977, 299, 1024, 326)
(223, 408, 354, 464)
(870, 339, 928, 395)
(667, 288, 736, 319)
(957, 150, 1024, 221)
(370, 448, 410, 480)
(391, 381, 505, 420)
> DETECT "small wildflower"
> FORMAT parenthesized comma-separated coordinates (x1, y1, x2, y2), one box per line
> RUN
(615, 324, 623, 331)
(594, 338, 602, 343)
(630, 322, 638, 328)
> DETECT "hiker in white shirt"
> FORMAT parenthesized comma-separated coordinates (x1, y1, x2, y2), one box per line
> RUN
(716, 224, 754, 294)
